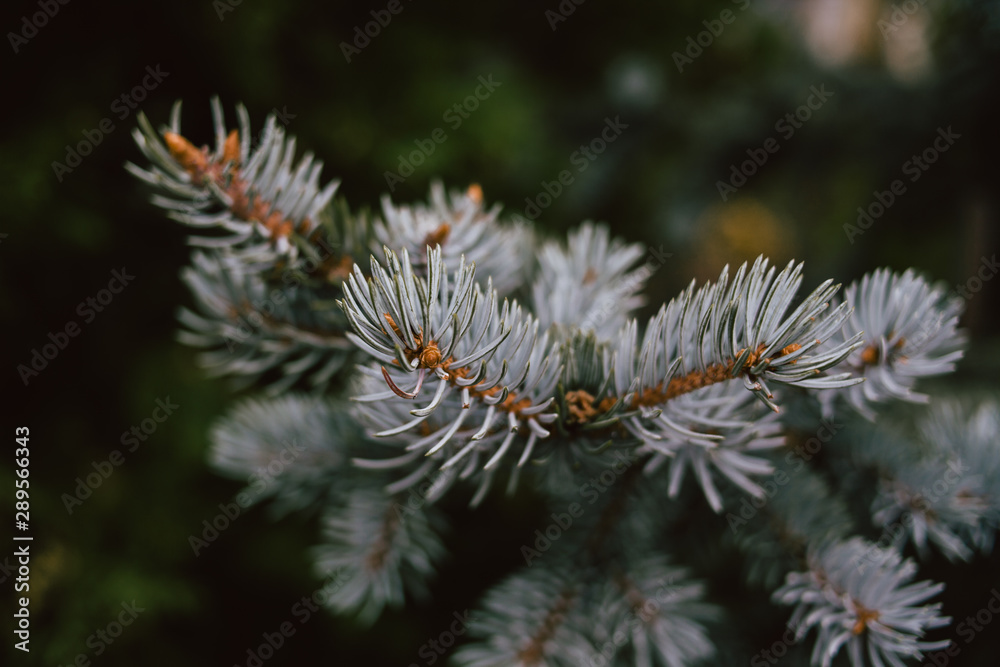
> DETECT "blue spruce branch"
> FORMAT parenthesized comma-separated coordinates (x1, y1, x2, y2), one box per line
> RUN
(128, 100, 989, 667)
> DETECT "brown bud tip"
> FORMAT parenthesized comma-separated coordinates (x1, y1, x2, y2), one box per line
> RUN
(860, 344, 880, 366)
(163, 132, 208, 174)
(467, 183, 483, 204)
(418, 341, 442, 368)
(424, 222, 451, 248)
(261, 211, 294, 240)
(222, 129, 240, 166)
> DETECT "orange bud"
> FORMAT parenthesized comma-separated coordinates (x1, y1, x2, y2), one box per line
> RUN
(418, 341, 443, 368)
(424, 222, 451, 248)
(861, 345, 880, 366)
(467, 183, 483, 204)
(163, 132, 208, 175)
(222, 130, 240, 166)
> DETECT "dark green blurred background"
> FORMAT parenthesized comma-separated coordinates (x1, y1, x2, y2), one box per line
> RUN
(2, 0, 999, 664)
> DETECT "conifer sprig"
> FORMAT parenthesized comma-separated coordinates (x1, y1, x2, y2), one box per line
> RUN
(614, 256, 863, 413)
(127, 97, 338, 267)
(605, 256, 863, 510)
(178, 252, 354, 392)
(339, 245, 561, 479)
(532, 222, 650, 340)
(821, 268, 965, 418)
(866, 399, 1000, 562)
(312, 484, 447, 625)
(373, 181, 533, 296)
(774, 538, 950, 667)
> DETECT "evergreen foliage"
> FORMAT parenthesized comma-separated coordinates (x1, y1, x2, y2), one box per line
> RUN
(129, 100, 997, 667)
